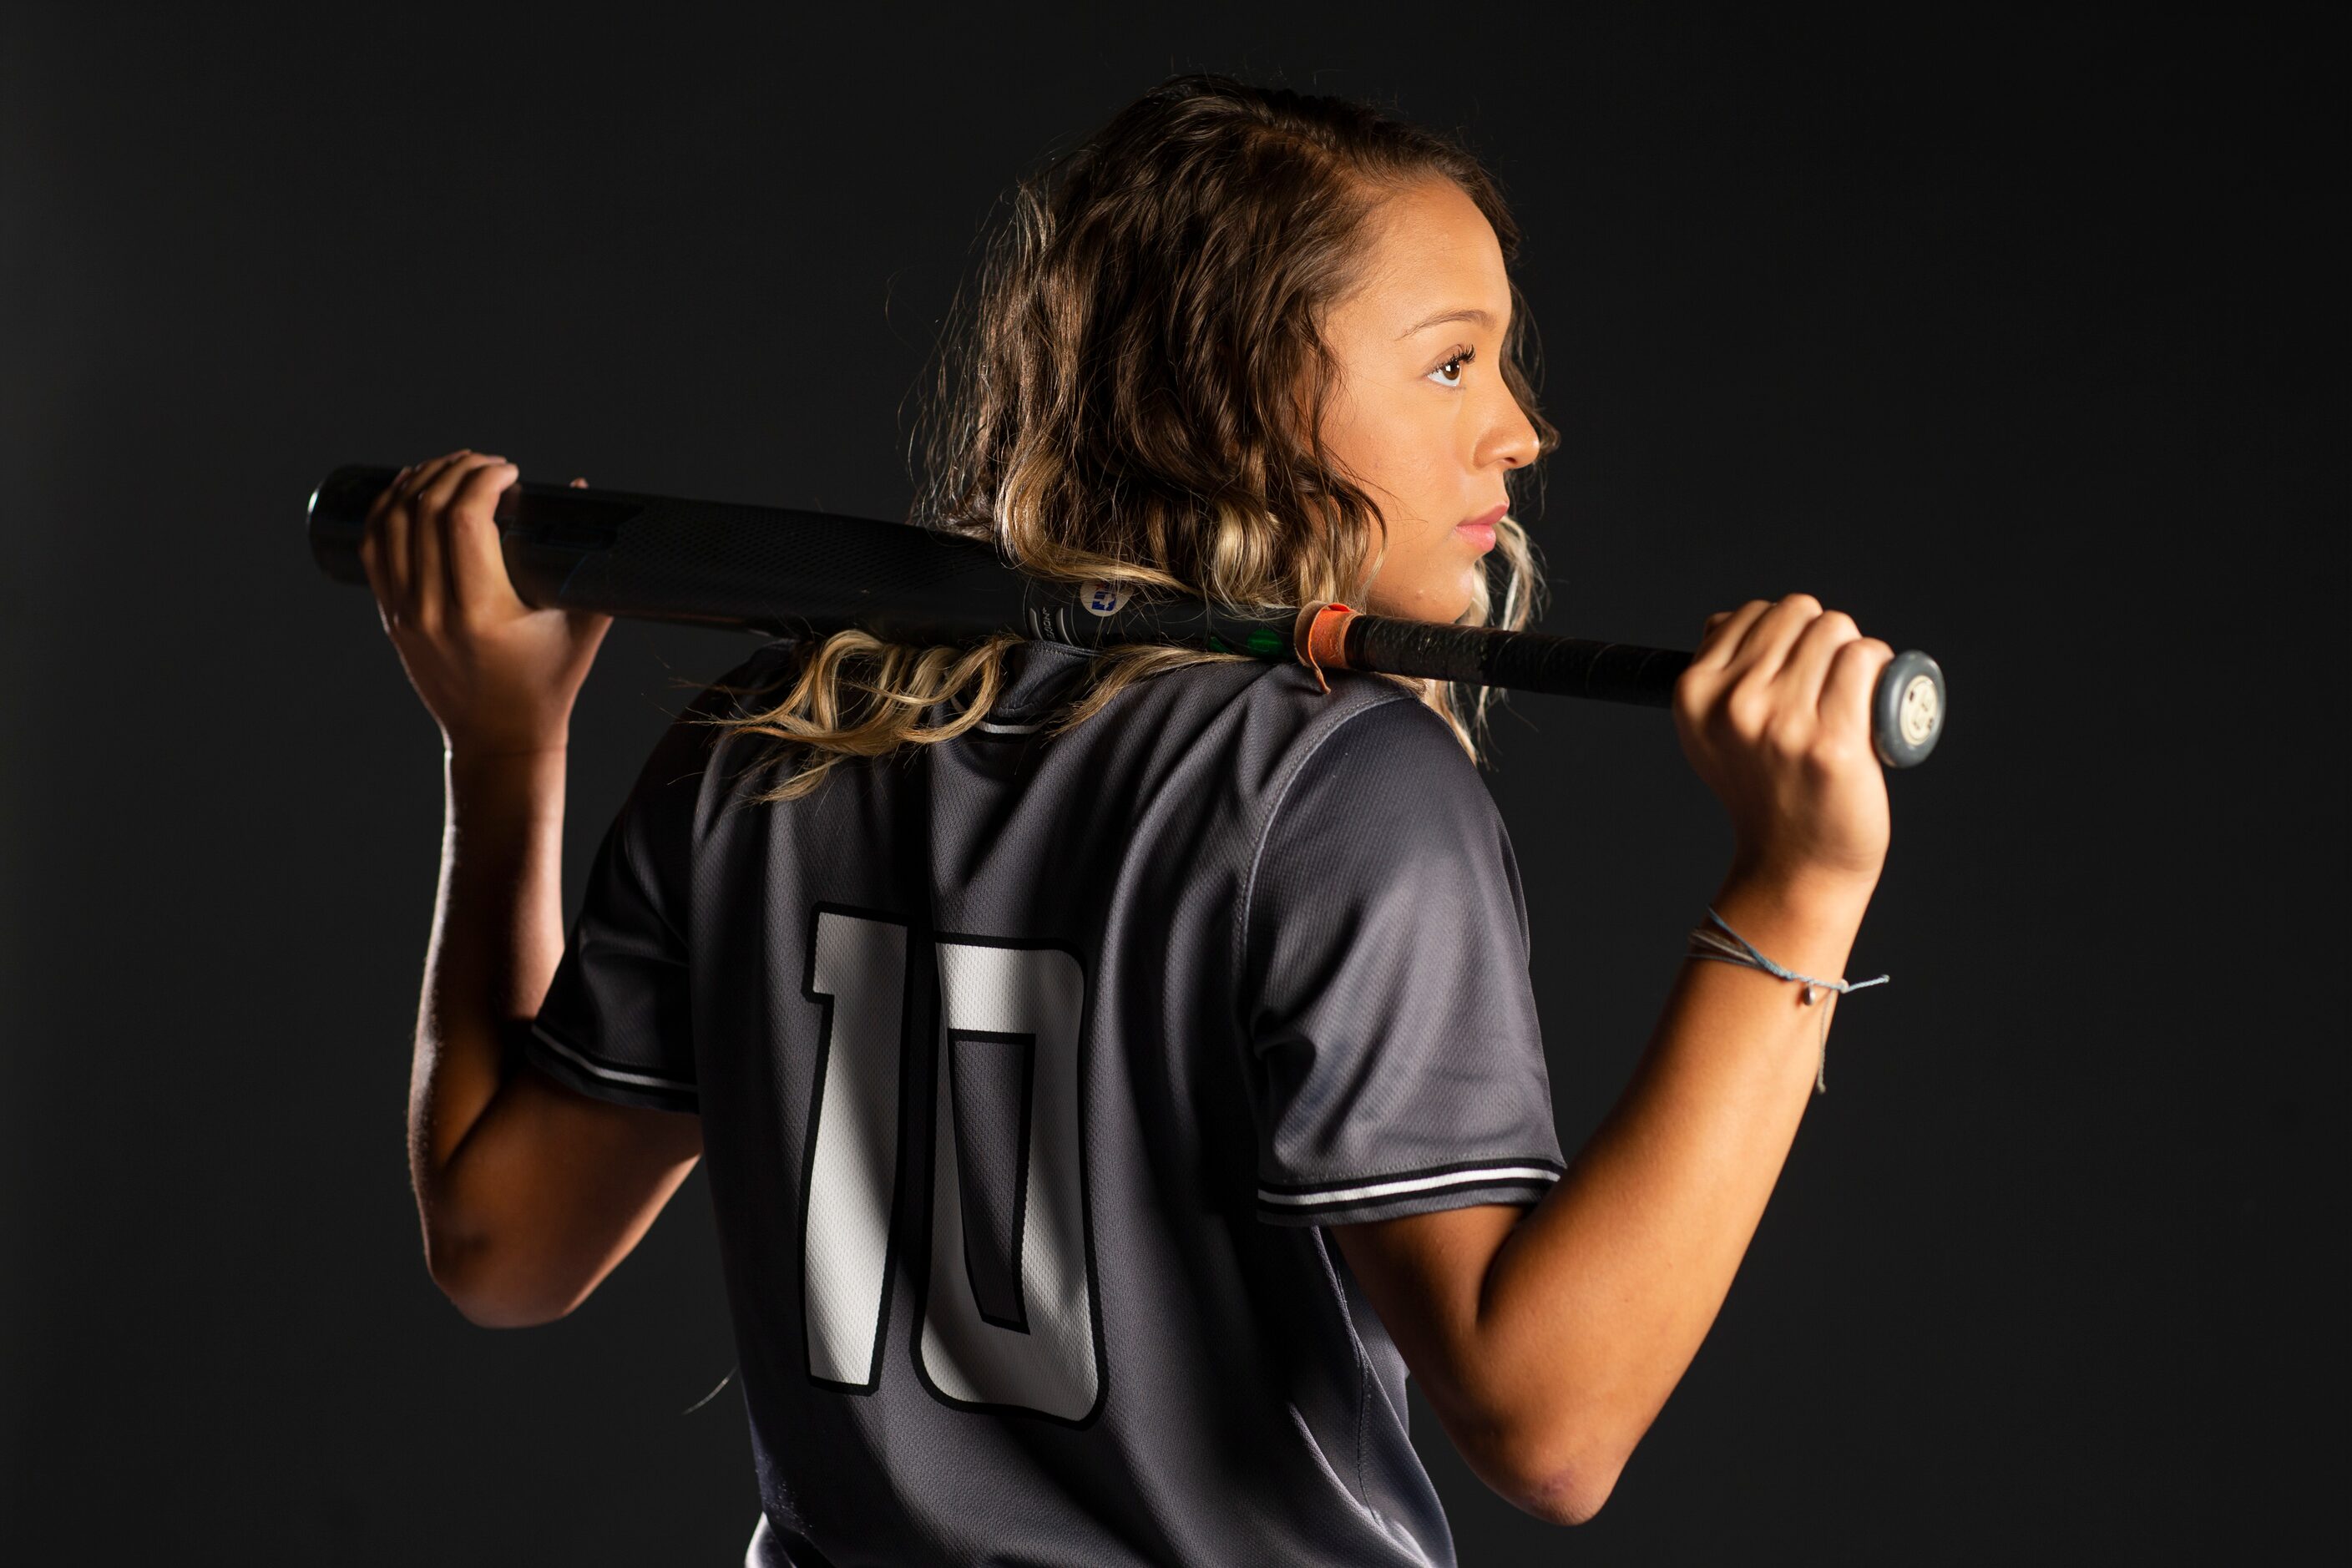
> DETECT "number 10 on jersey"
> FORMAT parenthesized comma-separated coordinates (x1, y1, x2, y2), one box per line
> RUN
(800, 906, 1105, 1425)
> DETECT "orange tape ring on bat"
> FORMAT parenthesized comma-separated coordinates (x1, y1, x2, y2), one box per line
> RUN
(1293, 601, 1359, 694)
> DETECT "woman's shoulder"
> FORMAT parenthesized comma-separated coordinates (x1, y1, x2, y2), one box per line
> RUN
(1155, 652, 1459, 746)
(706, 635, 808, 715)
(1089, 653, 1478, 802)
(666, 636, 1472, 807)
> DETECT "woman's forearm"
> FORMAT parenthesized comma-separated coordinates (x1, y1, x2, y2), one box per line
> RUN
(406, 742, 571, 1281)
(1478, 867, 1875, 1501)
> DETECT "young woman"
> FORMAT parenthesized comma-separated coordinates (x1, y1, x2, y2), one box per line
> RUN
(363, 76, 1893, 1567)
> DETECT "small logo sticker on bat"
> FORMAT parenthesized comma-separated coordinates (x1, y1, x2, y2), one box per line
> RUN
(1080, 581, 1134, 617)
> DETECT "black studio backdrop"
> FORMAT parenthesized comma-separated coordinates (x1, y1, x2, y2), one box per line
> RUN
(3, 6, 2339, 1563)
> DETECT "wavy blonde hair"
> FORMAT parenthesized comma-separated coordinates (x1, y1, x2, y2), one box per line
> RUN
(709, 73, 1560, 802)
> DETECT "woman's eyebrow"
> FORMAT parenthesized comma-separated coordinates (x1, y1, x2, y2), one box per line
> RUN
(1397, 306, 1495, 338)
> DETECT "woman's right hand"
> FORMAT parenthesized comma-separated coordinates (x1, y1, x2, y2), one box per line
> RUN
(360, 449, 613, 757)
(1672, 594, 1894, 898)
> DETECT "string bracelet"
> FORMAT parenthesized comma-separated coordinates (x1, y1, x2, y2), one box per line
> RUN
(1683, 906, 1889, 1094)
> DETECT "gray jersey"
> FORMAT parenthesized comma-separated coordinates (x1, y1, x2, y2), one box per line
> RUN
(528, 635, 1565, 1568)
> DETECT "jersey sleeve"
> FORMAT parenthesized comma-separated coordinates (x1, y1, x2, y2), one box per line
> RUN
(1240, 695, 1565, 1227)
(524, 662, 761, 1115)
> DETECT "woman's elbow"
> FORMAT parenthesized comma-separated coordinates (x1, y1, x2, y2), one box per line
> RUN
(1516, 1459, 1625, 1527)
(447, 1282, 577, 1330)
(428, 1238, 583, 1329)
(1508, 1428, 1631, 1527)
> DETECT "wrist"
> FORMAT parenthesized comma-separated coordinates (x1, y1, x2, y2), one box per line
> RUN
(443, 738, 569, 801)
(1722, 846, 1879, 912)
(1707, 865, 1874, 980)
(442, 726, 571, 766)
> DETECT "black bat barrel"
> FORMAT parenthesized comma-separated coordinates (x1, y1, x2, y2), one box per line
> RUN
(307, 465, 1032, 645)
(307, 465, 1945, 766)
(306, 465, 1310, 654)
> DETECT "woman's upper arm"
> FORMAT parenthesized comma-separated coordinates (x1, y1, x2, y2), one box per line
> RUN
(1332, 1205, 1555, 1508)
(427, 1051, 703, 1328)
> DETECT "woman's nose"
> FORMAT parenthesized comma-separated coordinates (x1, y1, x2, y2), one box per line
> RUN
(1484, 395, 1540, 469)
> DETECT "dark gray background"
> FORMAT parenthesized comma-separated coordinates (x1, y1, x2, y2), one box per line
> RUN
(3, 5, 2338, 1562)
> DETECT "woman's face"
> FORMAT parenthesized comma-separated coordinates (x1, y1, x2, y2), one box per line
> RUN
(1317, 177, 1540, 623)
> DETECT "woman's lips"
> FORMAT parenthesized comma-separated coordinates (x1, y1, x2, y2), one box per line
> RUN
(1454, 503, 1507, 553)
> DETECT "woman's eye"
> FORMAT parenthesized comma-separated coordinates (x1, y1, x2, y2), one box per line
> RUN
(1425, 349, 1474, 388)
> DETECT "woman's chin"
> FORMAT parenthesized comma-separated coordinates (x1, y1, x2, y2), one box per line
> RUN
(1366, 597, 1474, 626)
(1358, 571, 1479, 625)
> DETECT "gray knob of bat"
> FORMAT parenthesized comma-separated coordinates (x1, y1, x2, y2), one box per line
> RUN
(1873, 650, 1946, 768)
